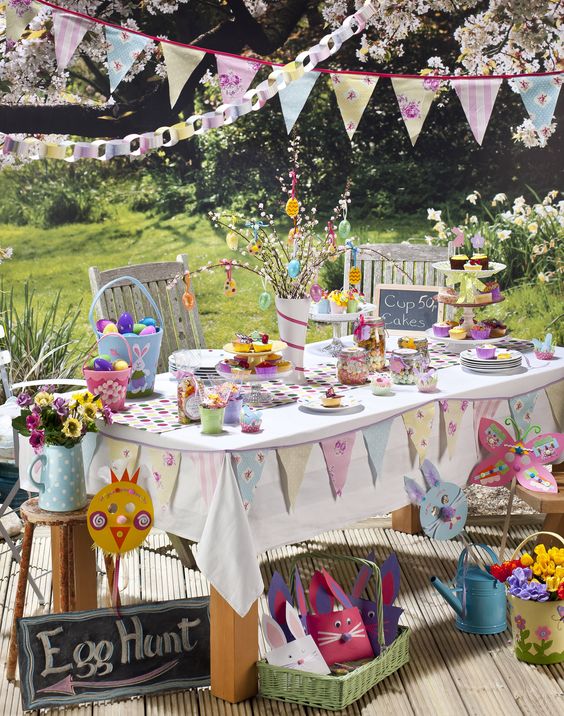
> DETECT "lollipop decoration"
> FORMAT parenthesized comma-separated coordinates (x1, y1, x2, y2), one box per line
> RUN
(182, 271, 195, 311)
(404, 460, 468, 540)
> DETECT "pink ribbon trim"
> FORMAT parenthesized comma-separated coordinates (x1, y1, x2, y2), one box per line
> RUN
(282, 340, 305, 351)
(276, 308, 308, 328)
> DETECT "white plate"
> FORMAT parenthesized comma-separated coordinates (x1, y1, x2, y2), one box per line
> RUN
(461, 357, 522, 367)
(461, 348, 521, 361)
(462, 366, 526, 376)
(298, 397, 362, 413)
(432, 261, 506, 279)
(309, 304, 374, 323)
(425, 328, 511, 353)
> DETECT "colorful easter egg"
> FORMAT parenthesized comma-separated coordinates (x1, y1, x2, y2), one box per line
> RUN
(132, 323, 145, 335)
(99, 354, 113, 363)
(123, 332, 137, 337)
(102, 323, 118, 334)
(285, 197, 299, 218)
(287, 259, 301, 278)
(85, 357, 96, 369)
(117, 312, 134, 334)
(310, 283, 323, 302)
(93, 358, 113, 371)
(96, 319, 113, 332)
(140, 325, 156, 335)
(338, 219, 351, 238)
(226, 231, 239, 250)
(113, 359, 129, 371)
(258, 291, 271, 310)
(140, 317, 157, 327)
(349, 266, 362, 285)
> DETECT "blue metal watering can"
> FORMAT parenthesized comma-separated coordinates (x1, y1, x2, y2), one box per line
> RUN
(431, 544, 507, 634)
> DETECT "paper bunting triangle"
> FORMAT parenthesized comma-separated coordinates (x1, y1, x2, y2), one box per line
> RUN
(53, 12, 92, 70)
(391, 77, 438, 145)
(277, 443, 313, 511)
(145, 447, 180, 507)
(451, 78, 502, 145)
(516, 75, 562, 131)
(402, 404, 435, 463)
(105, 26, 151, 94)
(509, 391, 540, 438)
(161, 42, 206, 108)
(107, 437, 139, 476)
(279, 71, 319, 134)
(216, 55, 261, 105)
(232, 450, 268, 509)
(321, 431, 357, 496)
(330, 73, 378, 139)
(439, 399, 470, 459)
(5, 0, 41, 42)
(362, 419, 393, 483)
(546, 382, 564, 431)
(184, 451, 225, 509)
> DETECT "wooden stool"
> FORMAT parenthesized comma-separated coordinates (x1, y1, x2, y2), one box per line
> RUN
(6, 498, 97, 681)
(515, 467, 564, 546)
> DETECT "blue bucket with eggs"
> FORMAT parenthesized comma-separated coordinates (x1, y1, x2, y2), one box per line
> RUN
(89, 276, 164, 399)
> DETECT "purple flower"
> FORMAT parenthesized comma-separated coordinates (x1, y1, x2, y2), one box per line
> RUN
(102, 405, 113, 425)
(43, 384, 56, 394)
(26, 413, 41, 431)
(29, 429, 45, 453)
(423, 77, 442, 92)
(514, 614, 526, 631)
(52, 397, 69, 418)
(401, 101, 421, 120)
(507, 568, 549, 601)
(16, 392, 33, 407)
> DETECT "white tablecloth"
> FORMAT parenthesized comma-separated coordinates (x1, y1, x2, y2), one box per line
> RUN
(19, 340, 564, 616)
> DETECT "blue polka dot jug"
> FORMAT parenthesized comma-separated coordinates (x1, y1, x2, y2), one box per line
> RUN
(28, 445, 87, 512)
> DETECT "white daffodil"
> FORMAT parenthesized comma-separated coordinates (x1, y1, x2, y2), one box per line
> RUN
(427, 208, 442, 221)
(496, 230, 511, 241)
(528, 222, 539, 234)
(466, 192, 479, 205)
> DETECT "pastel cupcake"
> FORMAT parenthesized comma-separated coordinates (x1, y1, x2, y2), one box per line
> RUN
(471, 254, 489, 269)
(449, 326, 467, 340)
(449, 254, 468, 270)
(470, 323, 491, 340)
(476, 344, 496, 359)
(255, 361, 277, 377)
(464, 260, 482, 271)
(371, 374, 393, 396)
(433, 321, 451, 338)
(321, 387, 343, 407)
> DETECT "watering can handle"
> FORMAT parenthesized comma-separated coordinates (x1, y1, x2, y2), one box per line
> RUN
(28, 454, 47, 493)
(457, 543, 498, 575)
(88, 275, 164, 334)
(510, 531, 564, 559)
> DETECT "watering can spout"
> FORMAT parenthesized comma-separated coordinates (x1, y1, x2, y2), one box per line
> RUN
(431, 576, 463, 616)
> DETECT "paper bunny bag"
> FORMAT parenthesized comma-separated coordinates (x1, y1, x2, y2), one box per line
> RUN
(262, 602, 330, 674)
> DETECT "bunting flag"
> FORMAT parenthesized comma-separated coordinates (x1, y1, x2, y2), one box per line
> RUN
(5, 0, 41, 42)
(330, 73, 378, 139)
(184, 451, 225, 509)
(161, 42, 206, 108)
(362, 418, 393, 483)
(451, 78, 502, 145)
(107, 437, 139, 475)
(320, 431, 357, 496)
(473, 399, 501, 442)
(402, 404, 435, 463)
(279, 71, 319, 133)
(277, 443, 313, 511)
(509, 391, 540, 438)
(516, 75, 562, 131)
(52, 12, 92, 70)
(216, 55, 261, 105)
(105, 26, 151, 94)
(145, 447, 180, 507)
(439, 399, 470, 459)
(391, 77, 438, 145)
(232, 449, 268, 509)
(546, 383, 564, 431)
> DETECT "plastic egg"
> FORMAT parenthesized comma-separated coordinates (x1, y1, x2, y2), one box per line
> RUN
(140, 325, 156, 335)
(310, 283, 323, 302)
(133, 323, 145, 335)
(123, 332, 137, 337)
(338, 219, 351, 238)
(99, 354, 113, 363)
(117, 312, 134, 334)
(287, 259, 301, 278)
(140, 317, 157, 327)
(226, 231, 239, 251)
(85, 357, 96, 369)
(113, 359, 129, 371)
(93, 358, 113, 371)
(258, 291, 272, 310)
(96, 319, 113, 332)
(102, 323, 118, 334)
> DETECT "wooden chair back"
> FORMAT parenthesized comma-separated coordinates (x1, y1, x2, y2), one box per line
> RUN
(89, 255, 205, 374)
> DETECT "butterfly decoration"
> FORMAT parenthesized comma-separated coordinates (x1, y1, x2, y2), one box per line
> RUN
(468, 416, 563, 494)
(552, 605, 564, 630)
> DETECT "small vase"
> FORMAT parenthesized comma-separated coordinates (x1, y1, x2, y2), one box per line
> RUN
(275, 296, 311, 385)
(28, 444, 87, 512)
(316, 298, 330, 314)
(224, 396, 243, 425)
(199, 406, 225, 434)
(331, 303, 346, 315)
(347, 299, 359, 314)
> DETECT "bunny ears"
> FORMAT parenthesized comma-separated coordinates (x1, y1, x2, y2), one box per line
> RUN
(262, 602, 306, 649)
(404, 459, 443, 506)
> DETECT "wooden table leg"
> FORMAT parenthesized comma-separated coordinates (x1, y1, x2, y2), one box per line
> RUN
(210, 587, 258, 703)
(51, 522, 97, 612)
(392, 503, 421, 534)
(542, 513, 564, 545)
(6, 521, 35, 681)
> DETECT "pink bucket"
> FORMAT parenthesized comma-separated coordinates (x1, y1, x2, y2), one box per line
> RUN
(83, 334, 132, 413)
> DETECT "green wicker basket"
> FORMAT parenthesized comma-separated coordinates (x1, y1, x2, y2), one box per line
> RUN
(258, 551, 410, 710)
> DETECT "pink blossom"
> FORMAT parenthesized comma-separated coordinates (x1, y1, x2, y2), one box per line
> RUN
(535, 625, 551, 640)
(163, 451, 176, 467)
(448, 421, 457, 436)
(29, 429, 45, 453)
(26, 413, 41, 431)
(423, 77, 442, 92)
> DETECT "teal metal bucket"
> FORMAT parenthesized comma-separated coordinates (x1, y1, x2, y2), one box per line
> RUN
(89, 275, 164, 399)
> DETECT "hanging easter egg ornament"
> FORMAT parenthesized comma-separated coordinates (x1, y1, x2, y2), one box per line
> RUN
(222, 260, 237, 297)
(258, 291, 272, 310)
(338, 219, 351, 239)
(326, 220, 339, 263)
(310, 283, 323, 302)
(285, 197, 299, 218)
(226, 230, 239, 251)
(182, 272, 195, 311)
(287, 258, 301, 278)
(347, 241, 361, 285)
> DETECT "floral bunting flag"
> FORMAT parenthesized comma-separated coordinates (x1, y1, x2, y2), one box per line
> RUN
(105, 26, 151, 94)
(546, 383, 564, 431)
(330, 73, 378, 139)
(216, 55, 262, 104)
(391, 77, 439, 145)
(232, 450, 268, 509)
(107, 437, 139, 475)
(402, 404, 435, 463)
(145, 447, 180, 507)
(277, 443, 313, 511)
(184, 451, 225, 508)
(53, 12, 92, 70)
(278, 71, 319, 133)
(5, 0, 41, 42)
(515, 75, 562, 132)
(320, 431, 357, 496)
(362, 418, 393, 483)
(161, 42, 206, 108)
(439, 399, 470, 459)
(451, 78, 503, 145)
(509, 391, 540, 438)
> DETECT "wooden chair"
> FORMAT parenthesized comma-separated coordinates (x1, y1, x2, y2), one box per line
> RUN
(516, 465, 564, 547)
(89, 254, 206, 374)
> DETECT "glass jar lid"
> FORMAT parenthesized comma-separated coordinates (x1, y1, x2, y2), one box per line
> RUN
(338, 346, 367, 358)
(362, 314, 385, 327)
(392, 348, 418, 356)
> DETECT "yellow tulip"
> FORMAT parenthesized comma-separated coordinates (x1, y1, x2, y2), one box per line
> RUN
(545, 576, 560, 592)
(521, 553, 534, 567)
(534, 544, 547, 556)
(532, 563, 543, 577)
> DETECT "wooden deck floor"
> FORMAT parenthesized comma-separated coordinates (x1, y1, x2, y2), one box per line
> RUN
(0, 518, 562, 715)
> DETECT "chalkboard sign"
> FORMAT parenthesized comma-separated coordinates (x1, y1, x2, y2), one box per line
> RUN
(17, 597, 210, 710)
(374, 284, 443, 333)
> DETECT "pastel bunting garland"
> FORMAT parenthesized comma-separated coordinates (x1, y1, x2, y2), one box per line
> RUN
(52, 11, 92, 70)
(391, 77, 439, 145)
(105, 26, 152, 94)
(362, 419, 393, 483)
(509, 391, 540, 438)
(330, 73, 378, 139)
(145, 447, 181, 507)
(321, 431, 357, 496)
(277, 443, 313, 510)
(5, 0, 41, 41)
(232, 449, 269, 509)
(216, 55, 262, 105)
(402, 404, 435, 463)
(439, 399, 470, 459)
(516, 75, 562, 131)
(279, 72, 319, 134)
(161, 43, 206, 108)
(451, 78, 502, 145)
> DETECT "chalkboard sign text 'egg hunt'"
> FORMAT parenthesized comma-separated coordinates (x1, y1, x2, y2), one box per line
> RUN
(374, 284, 442, 332)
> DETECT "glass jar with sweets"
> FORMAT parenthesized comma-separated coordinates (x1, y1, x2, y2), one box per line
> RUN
(353, 315, 386, 372)
(397, 336, 430, 369)
(388, 348, 424, 385)
(337, 346, 369, 385)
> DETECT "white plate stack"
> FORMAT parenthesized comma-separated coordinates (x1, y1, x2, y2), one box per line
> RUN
(460, 348, 523, 375)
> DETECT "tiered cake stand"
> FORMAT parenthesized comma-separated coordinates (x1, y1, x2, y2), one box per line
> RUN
(309, 305, 373, 357)
(428, 261, 509, 353)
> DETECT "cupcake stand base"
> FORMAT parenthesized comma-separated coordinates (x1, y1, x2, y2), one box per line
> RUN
(309, 307, 372, 357)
